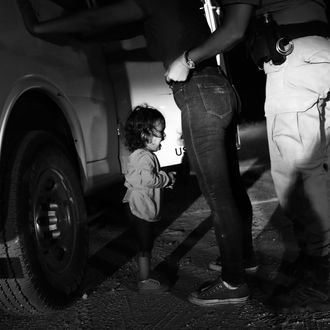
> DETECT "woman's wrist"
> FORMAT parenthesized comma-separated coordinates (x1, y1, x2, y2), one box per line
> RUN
(182, 51, 196, 69)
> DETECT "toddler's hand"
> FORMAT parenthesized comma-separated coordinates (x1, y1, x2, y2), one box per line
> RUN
(167, 171, 177, 189)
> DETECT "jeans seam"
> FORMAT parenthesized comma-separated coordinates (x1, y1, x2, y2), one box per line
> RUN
(184, 91, 213, 205)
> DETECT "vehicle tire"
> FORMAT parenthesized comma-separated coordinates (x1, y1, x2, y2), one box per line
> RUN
(0, 131, 88, 315)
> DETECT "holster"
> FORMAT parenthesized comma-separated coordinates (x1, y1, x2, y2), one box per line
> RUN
(247, 15, 287, 68)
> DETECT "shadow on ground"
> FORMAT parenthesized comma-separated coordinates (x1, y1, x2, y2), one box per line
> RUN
(82, 160, 203, 295)
(82, 121, 276, 298)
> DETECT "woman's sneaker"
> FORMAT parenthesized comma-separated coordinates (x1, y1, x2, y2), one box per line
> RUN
(188, 278, 249, 306)
(138, 278, 169, 294)
(209, 257, 259, 275)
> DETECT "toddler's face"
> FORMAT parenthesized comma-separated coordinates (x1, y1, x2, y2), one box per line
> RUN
(146, 120, 166, 152)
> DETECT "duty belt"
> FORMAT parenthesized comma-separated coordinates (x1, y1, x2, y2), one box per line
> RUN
(247, 19, 329, 68)
(278, 21, 329, 40)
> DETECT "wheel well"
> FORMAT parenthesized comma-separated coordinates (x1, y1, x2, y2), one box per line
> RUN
(1, 90, 81, 182)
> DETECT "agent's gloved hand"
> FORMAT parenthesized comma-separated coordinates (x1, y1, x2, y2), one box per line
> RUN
(16, 0, 79, 45)
(165, 54, 191, 83)
(17, 0, 39, 36)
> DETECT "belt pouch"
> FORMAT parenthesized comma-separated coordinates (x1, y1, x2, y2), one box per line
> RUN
(247, 14, 286, 67)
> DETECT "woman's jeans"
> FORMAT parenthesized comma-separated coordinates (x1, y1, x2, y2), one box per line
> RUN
(171, 66, 253, 284)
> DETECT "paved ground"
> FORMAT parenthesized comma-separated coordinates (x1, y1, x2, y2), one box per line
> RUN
(2, 121, 330, 329)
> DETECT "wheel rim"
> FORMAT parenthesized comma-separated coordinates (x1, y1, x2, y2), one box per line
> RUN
(32, 168, 77, 278)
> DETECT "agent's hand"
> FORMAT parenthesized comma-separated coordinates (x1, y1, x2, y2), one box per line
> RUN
(17, 0, 39, 36)
(165, 54, 190, 83)
(16, 0, 78, 46)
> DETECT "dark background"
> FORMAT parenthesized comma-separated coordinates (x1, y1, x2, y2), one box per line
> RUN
(49, 0, 329, 124)
(226, 44, 266, 123)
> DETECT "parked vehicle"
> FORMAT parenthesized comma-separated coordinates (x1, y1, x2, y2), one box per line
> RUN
(0, 0, 224, 315)
(0, 0, 185, 315)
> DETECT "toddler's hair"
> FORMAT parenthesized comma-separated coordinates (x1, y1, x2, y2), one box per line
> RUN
(124, 104, 165, 152)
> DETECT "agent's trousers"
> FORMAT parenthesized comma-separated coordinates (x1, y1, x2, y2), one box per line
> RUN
(264, 36, 330, 257)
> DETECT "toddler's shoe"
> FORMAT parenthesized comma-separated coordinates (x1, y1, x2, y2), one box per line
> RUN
(138, 278, 169, 294)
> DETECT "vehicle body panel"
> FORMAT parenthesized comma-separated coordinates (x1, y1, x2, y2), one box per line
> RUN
(0, 0, 183, 194)
(0, 0, 225, 316)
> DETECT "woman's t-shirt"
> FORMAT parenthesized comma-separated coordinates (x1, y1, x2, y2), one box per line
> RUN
(133, 0, 212, 67)
(221, 0, 327, 24)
